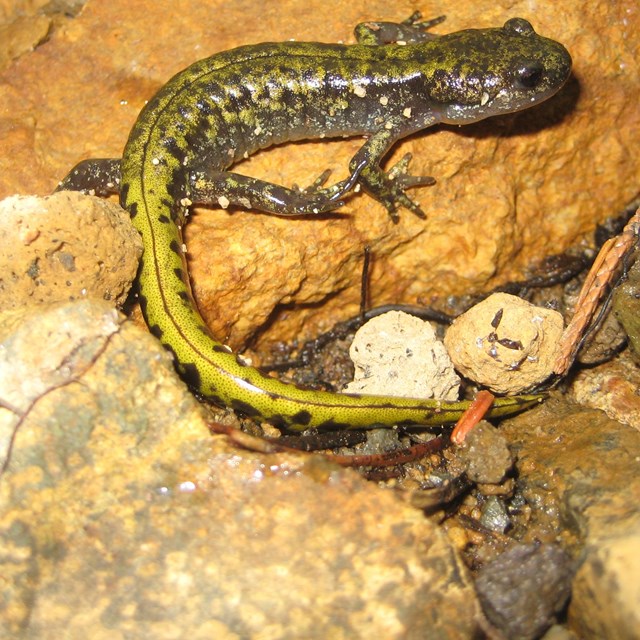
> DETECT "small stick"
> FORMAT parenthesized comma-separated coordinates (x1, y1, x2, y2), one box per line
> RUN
(209, 420, 445, 467)
(450, 390, 495, 444)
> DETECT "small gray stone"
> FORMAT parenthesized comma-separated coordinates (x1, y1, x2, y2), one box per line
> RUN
(457, 421, 514, 484)
(479, 496, 511, 533)
(476, 543, 574, 640)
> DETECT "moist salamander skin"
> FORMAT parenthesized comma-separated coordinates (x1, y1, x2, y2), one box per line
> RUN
(56, 16, 571, 430)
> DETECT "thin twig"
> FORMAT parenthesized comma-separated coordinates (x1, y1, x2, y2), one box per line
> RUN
(450, 390, 495, 444)
(209, 420, 445, 467)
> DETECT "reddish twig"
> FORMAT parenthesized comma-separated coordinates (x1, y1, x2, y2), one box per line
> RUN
(208, 420, 445, 467)
(325, 437, 444, 467)
(450, 390, 495, 444)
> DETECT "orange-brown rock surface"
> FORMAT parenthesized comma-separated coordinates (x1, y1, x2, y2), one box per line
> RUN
(0, 0, 638, 358)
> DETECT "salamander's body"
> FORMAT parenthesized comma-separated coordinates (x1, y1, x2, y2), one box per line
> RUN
(57, 16, 571, 430)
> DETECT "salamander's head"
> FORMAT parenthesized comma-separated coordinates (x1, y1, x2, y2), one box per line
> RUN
(422, 18, 572, 124)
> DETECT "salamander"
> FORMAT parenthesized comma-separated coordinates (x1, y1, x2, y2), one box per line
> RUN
(56, 14, 571, 430)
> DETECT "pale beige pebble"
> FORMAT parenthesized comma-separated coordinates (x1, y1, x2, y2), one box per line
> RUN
(343, 310, 460, 400)
(444, 293, 564, 394)
(0, 192, 142, 309)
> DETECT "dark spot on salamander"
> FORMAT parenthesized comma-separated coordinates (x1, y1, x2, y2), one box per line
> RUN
(213, 344, 230, 353)
(230, 399, 262, 418)
(174, 267, 185, 282)
(164, 136, 187, 165)
(177, 362, 202, 391)
(202, 393, 224, 407)
(267, 414, 288, 430)
(195, 99, 215, 117)
(197, 323, 213, 337)
(255, 368, 278, 381)
(127, 202, 138, 220)
(149, 324, 163, 339)
(162, 341, 178, 362)
(138, 293, 148, 317)
(315, 418, 351, 431)
(177, 290, 190, 303)
(170, 166, 186, 193)
(158, 214, 170, 224)
(120, 183, 130, 205)
(169, 240, 181, 255)
(396, 418, 424, 427)
(290, 410, 312, 426)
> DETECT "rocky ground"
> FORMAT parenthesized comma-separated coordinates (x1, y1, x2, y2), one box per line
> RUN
(1, 1, 639, 638)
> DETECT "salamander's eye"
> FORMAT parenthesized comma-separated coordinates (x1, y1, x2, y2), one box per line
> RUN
(514, 63, 544, 89)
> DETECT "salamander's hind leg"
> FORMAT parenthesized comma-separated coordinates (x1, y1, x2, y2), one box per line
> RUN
(55, 159, 121, 195)
(189, 168, 358, 216)
(354, 12, 445, 45)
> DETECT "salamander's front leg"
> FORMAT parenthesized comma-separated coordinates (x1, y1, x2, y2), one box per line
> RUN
(189, 169, 358, 216)
(354, 12, 445, 45)
(55, 158, 121, 195)
(348, 129, 436, 223)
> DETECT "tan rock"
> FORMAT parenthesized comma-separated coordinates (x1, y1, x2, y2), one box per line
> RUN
(344, 310, 460, 400)
(572, 533, 640, 640)
(0, 0, 637, 357)
(444, 292, 564, 393)
(0, 13, 51, 70)
(0, 192, 142, 309)
(0, 300, 483, 639)
(571, 351, 640, 431)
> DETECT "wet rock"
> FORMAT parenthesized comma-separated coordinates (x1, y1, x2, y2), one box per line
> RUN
(0, 301, 483, 639)
(476, 543, 574, 640)
(571, 350, 640, 430)
(479, 496, 511, 534)
(456, 420, 514, 485)
(613, 256, 640, 362)
(501, 397, 640, 639)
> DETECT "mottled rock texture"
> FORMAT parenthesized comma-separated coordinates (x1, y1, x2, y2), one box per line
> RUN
(1, 0, 638, 356)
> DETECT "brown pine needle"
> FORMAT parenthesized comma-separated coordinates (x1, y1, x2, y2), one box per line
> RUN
(553, 207, 640, 376)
